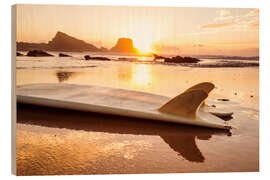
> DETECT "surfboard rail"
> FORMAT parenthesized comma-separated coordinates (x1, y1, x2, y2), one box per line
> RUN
(17, 95, 230, 130)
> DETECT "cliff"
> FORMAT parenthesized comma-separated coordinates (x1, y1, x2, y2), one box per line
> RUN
(16, 31, 108, 52)
(48, 31, 101, 52)
(110, 38, 139, 54)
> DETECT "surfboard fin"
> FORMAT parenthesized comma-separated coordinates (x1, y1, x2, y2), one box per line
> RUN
(184, 82, 215, 94)
(158, 89, 208, 119)
(184, 82, 215, 107)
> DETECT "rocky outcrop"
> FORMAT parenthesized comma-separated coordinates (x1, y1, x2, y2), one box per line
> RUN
(164, 56, 200, 63)
(118, 57, 138, 61)
(26, 50, 53, 57)
(48, 31, 101, 52)
(153, 54, 200, 63)
(84, 55, 110, 61)
(110, 38, 139, 54)
(59, 53, 71, 57)
(153, 53, 166, 60)
(17, 31, 107, 52)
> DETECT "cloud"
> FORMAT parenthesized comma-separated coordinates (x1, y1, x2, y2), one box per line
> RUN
(248, 19, 259, 28)
(200, 22, 234, 29)
(217, 9, 231, 17)
(201, 9, 234, 29)
(152, 44, 182, 54)
(214, 16, 234, 22)
(201, 9, 259, 30)
(246, 9, 259, 29)
(214, 9, 233, 21)
(193, 44, 204, 47)
(246, 9, 259, 17)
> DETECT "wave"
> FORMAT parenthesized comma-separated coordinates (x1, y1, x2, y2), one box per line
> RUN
(16, 65, 97, 70)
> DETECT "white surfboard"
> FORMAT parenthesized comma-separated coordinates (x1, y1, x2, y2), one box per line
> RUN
(16, 82, 232, 130)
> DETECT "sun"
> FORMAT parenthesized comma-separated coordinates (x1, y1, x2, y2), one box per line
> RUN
(137, 43, 153, 54)
(132, 36, 154, 54)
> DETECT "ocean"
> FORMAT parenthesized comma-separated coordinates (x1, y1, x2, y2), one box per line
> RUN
(16, 51, 259, 70)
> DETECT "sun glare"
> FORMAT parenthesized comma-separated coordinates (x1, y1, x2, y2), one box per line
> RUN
(131, 64, 152, 87)
(132, 34, 154, 54)
(136, 42, 153, 54)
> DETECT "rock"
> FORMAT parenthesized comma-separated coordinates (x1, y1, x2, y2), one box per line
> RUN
(84, 55, 91, 60)
(153, 53, 166, 60)
(26, 50, 53, 57)
(118, 57, 138, 61)
(155, 55, 201, 63)
(110, 38, 139, 54)
(16, 52, 24, 56)
(217, 98, 230, 101)
(183, 57, 201, 63)
(84, 55, 110, 61)
(93, 57, 110, 61)
(164, 56, 200, 63)
(222, 116, 233, 121)
(59, 53, 71, 57)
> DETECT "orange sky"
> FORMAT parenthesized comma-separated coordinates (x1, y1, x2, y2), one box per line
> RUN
(16, 5, 259, 56)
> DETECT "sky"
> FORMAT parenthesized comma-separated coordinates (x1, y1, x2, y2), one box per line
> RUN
(16, 4, 259, 56)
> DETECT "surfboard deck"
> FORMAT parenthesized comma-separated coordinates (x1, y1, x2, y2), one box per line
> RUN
(16, 83, 231, 130)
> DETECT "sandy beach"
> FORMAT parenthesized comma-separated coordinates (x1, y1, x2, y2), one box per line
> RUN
(16, 60, 259, 175)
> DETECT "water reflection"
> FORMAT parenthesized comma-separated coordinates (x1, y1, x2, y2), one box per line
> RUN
(56, 71, 75, 82)
(161, 135, 209, 162)
(118, 64, 152, 87)
(17, 103, 228, 163)
(117, 66, 132, 81)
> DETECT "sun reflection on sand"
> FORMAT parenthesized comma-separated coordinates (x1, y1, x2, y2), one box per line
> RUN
(117, 63, 153, 90)
(137, 56, 153, 62)
(138, 57, 147, 61)
(131, 64, 152, 87)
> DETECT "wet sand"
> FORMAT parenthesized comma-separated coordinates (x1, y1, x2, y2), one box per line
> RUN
(16, 62, 259, 175)
(16, 103, 258, 175)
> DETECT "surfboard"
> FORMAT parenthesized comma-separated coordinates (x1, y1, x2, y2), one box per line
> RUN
(16, 82, 232, 130)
